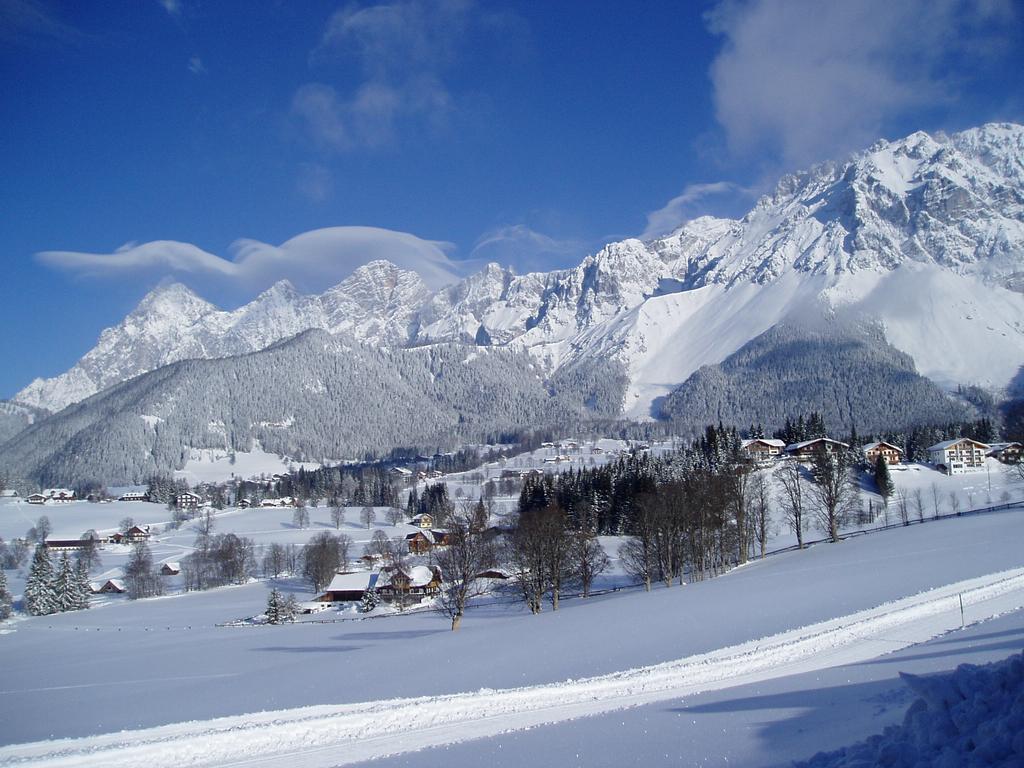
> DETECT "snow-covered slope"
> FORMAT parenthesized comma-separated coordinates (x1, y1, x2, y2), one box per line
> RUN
(13, 123, 1024, 418)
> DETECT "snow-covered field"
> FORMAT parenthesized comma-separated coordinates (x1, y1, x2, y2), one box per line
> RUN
(1, 446, 1022, 766)
(1, 501, 1023, 765)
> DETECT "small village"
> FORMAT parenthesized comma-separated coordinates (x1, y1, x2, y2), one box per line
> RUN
(2, 432, 1021, 626)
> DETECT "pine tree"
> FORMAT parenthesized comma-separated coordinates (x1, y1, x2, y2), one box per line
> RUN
(0, 568, 12, 620)
(24, 544, 57, 616)
(55, 552, 77, 612)
(282, 593, 299, 623)
(874, 455, 895, 501)
(73, 558, 91, 611)
(359, 587, 378, 613)
(266, 587, 282, 624)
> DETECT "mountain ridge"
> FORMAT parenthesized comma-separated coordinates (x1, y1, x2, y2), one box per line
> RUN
(10, 122, 1024, 425)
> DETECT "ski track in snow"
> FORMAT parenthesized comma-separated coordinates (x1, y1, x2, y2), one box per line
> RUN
(2, 568, 1024, 768)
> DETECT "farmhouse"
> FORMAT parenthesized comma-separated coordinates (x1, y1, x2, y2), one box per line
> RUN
(405, 530, 436, 554)
(317, 571, 379, 603)
(375, 564, 442, 603)
(986, 442, 1022, 465)
(125, 525, 151, 542)
(928, 438, 990, 475)
(176, 491, 202, 509)
(28, 489, 76, 504)
(118, 491, 149, 502)
(863, 441, 904, 466)
(95, 579, 126, 594)
(0, 489, 18, 498)
(410, 513, 433, 528)
(260, 496, 295, 508)
(741, 438, 786, 464)
(44, 539, 89, 552)
(784, 438, 850, 461)
(160, 562, 181, 576)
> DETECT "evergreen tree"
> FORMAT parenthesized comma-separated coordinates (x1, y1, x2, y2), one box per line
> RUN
(73, 558, 91, 611)
(55, 552, 77, 612)
(282, 593, 299, 623)
(266, 587, 282, 624)
(24, 544, 57, 616)
(0, 568, 12, 620)
(874, 455, 895, 501)
(358, 587, 378, 613)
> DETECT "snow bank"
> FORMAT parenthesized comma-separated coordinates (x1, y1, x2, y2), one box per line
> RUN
(799, 650, 1024, 768)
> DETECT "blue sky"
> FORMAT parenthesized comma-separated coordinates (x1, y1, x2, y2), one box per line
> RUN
(1, 0, 1022, 400)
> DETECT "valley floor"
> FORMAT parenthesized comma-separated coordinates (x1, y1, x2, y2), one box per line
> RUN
(1, 507, 1023, 766)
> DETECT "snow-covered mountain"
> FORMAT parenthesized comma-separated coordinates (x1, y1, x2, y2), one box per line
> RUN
(13, 123, 1024, 421)
(14, 261, 433, 412)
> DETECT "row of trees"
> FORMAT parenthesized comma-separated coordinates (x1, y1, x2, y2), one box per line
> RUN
(24, 546, 91, 615)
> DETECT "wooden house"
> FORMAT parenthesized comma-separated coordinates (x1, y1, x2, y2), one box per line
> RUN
(986, 442, 1022, 465)
(27, 493, 48, 505)
(410, 513, 434, 529)
(125, 525, 151, 543)
(405, 530, 436, 554)
(928, 438, 989, 475)
(863, 441, 904, 466)
(741, 438, 786, 465)
(784, 438, 850, 461)
(43, 539, 88, 552)
(117, 492, 149, 502)
(160, 562, 181, 576)
(96, 579, 126, 594)
(375, 564, 442, 603)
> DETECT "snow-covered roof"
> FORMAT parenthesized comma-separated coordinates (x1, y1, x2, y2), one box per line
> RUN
(862, 441, 903, 453)
(377, 565, 438, 589)
(323, 571, 377, 593)
(406, 529, 436, 543)
(785, 438, 849, 451)
(163, 562, 180, 571)
(927, 438, 990, 452)
(742, 438, 785, 448)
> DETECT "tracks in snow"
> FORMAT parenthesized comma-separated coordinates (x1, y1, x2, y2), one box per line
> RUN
(3, 568, 1024, 768)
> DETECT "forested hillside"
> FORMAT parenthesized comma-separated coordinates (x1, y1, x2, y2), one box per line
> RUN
(0, 330, 627, 487)
(659, 314, 974, 435)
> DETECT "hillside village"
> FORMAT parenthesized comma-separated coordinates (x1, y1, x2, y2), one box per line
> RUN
(2, 427, 1021, 624)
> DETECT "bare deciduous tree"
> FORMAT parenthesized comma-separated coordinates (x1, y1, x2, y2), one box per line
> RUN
(360, 506, 376, 529)
(568, 530, 609, 597)
(750, 472, 773, 558)
(808, 452, 859, 542)
(302, 532, 342, 593)
(776, 461, 807, 549)
(432, 511, 496, 630)
(330, 506, 345, 529)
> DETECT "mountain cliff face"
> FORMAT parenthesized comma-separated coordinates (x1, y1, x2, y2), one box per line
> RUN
(11, 123, 1024, 428)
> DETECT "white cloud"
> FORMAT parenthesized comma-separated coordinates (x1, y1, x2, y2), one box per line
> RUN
(37, 226, 462, 294)
(641, 182, 751, 240)
(188, 55, 205, 74)
(469, 225, 586, 273)
(707, 0, 1016, 167)
(293, 0, 510, 151)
